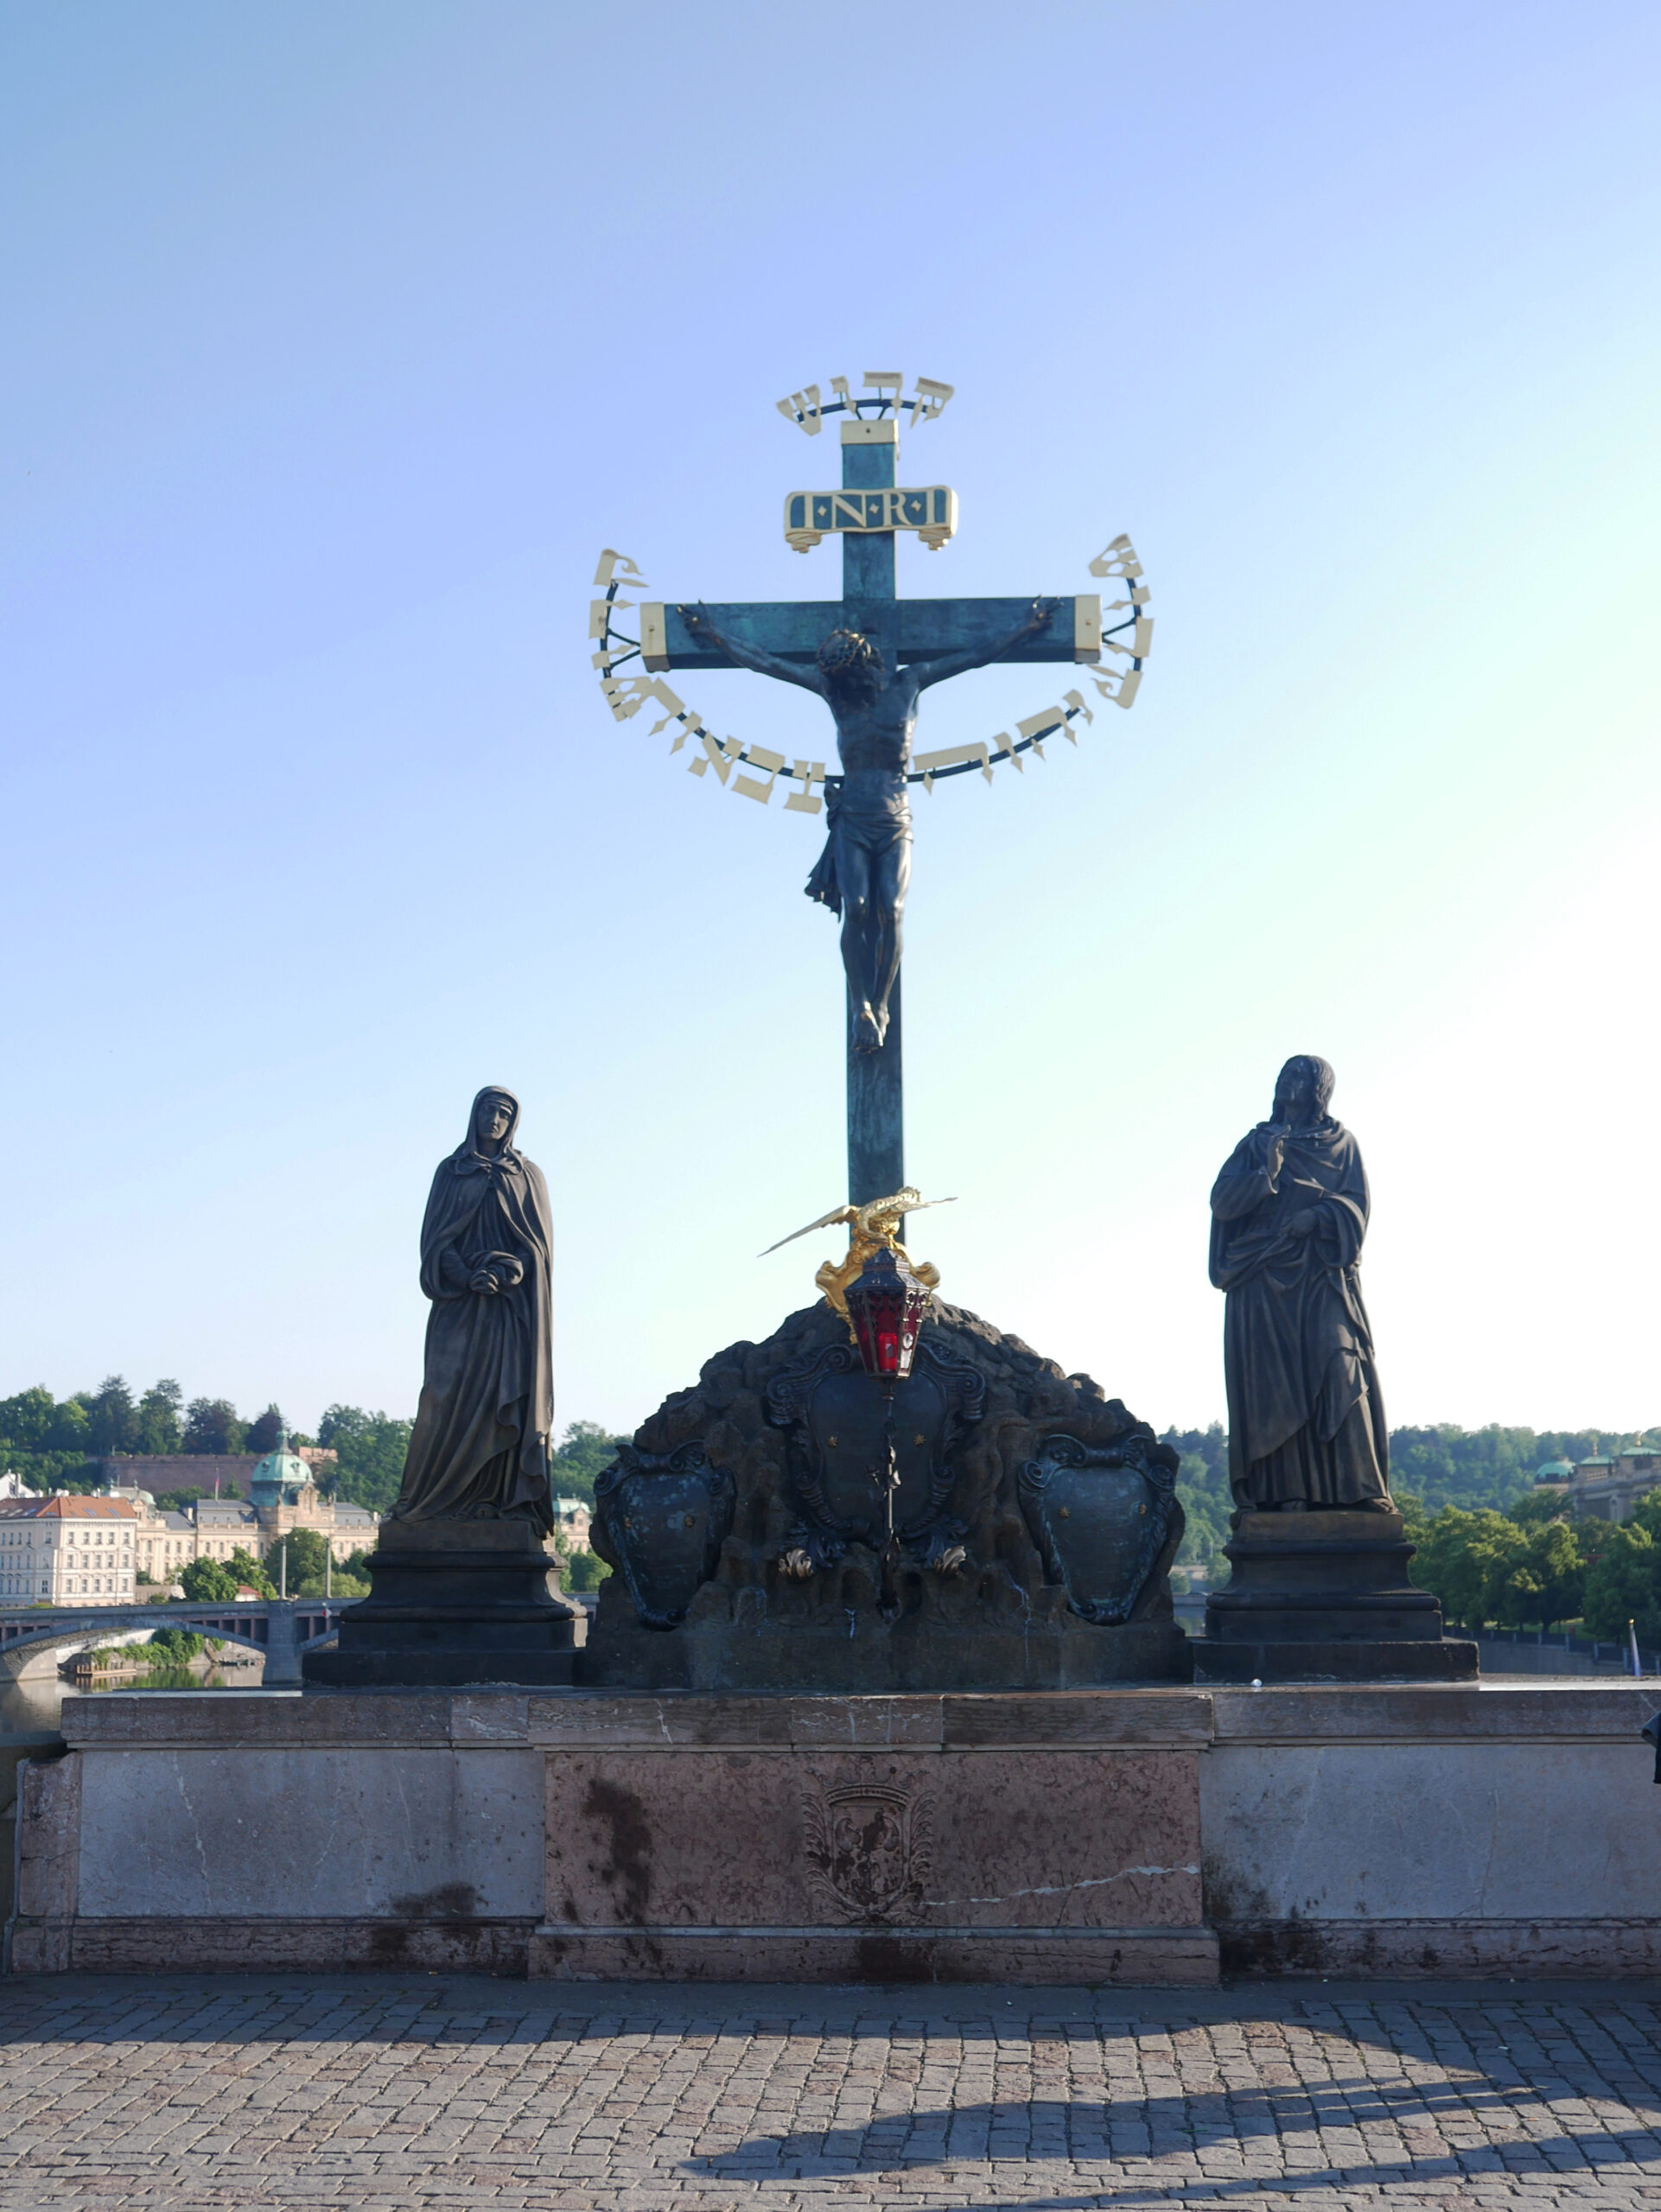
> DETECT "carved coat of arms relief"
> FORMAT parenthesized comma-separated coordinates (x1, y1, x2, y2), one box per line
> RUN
(799, 1774, 932, 1923)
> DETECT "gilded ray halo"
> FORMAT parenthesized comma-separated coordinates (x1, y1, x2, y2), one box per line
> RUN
(586, 374, 1152, 812)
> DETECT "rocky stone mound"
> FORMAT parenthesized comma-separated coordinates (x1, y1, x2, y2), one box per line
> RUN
(582, 1298, 1190, 1693)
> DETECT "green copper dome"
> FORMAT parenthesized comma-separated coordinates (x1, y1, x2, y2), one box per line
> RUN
(251, 1432, 311, 1507)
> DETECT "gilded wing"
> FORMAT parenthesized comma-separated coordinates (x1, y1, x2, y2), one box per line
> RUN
(758, 1204, 856, 1259)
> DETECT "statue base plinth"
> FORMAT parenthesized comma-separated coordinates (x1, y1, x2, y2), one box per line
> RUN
(1191, 1637, 1478, 1684)
(1189, 1509, 1478, 1684)
(303, 1517, 576, 1689)
(582, 1601, 1192, 1694)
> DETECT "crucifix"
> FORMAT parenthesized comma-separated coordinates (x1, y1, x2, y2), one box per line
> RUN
(590, 372, 1152, 1211)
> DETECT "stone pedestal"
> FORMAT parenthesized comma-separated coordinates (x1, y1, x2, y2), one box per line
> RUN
(303, 1518, 576, 1688)
(17, 1682, 1661, 1981)
(583, 1299, 1193, 1694)
(585, 1603, 1190, 1694)
(1191, 1509, 1478, 1683)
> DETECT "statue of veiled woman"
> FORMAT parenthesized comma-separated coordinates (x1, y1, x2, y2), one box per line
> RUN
(1209, 1056, 1391, 1514)
(391, 1087, 556, 1530)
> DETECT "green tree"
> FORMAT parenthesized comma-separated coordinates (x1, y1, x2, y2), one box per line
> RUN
(317, 1405, 412, 1512)
(227, 1547, 277, 1599)
(1581, 1492, 1661, 1644)
(245, 1404, 285, 1453)
(1409, 1508, 1528, 1627)
(562, 1548, 609, 1592)
(1501, 1518, 1585, 1630)
(269, 1529, 330, 1597)
(85, 1375, 137, 1457)
(1408, 1500, 1588, 1630)
(183, 1397, 245, 1454)
(1580, 1523, 1661, 1645)
(550, 1420, 627, 1508)
(1163, 1427, 1231, 1576)
(1389, 1426, 1542, 1514)
(156, 1486, 212, 1512)
(179, 1548, 275, 1600)
(0, 1387, 103, 1491)
(134, 1378, 183, 1455)
(0, 1385, 57, 1453)
(178, 1554, 240, 1601)
(47, 1396, 92, 1452)
(1508, 1488, 1569, 1529)
(148, 1625, 205, 1661)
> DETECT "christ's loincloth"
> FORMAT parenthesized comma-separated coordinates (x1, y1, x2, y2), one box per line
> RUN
(804, 770, 913, 918)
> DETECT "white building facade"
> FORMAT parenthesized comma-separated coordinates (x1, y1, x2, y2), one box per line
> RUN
(119, 1440, 378, 1586)
(1, 1442, 379, 1606)
(0, 1496, 138, 1607)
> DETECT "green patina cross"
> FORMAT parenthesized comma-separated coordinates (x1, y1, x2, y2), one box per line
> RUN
(636, 377, 1121, 1210)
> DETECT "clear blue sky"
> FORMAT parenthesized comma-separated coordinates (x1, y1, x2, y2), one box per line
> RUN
(3, 0, 1657, 1441)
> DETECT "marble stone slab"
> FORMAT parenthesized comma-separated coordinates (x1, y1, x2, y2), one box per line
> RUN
(75, 1746, 544, 1919)
(1201, 1739, 1661, 1925)
(544, 1746, 1203, 1935)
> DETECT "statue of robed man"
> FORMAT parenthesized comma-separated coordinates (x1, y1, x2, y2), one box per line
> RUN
(392, 1086, 556, 1531)
(1209, 1055, 1391, 1514)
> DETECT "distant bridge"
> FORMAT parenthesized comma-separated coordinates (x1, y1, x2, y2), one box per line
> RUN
(0, 1600, 350, 1688)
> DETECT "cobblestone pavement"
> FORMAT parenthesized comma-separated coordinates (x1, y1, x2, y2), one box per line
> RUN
(3, 1977, 1661, 2210)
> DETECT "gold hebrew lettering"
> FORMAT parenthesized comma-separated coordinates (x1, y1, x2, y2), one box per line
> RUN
(1092, 669, 1142, 709)
(776, 385, 824, 433)
(1089, 534, 1143, 581)
(911, 376, 954, 423)
(911, 738, 992, 781)
(594, 549, 648, 589)
(1016, 707, 1067, 746)
(603, 673, 681, 724)
(784, 759, 826, 814)
(641, 681, 688, 735)
(1103, 616, 1155, 661)
(734, 743, 786, 804)
(687, 731, 736, 784)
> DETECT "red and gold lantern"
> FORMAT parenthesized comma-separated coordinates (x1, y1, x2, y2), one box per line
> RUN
(843, 1246, 929, 1384)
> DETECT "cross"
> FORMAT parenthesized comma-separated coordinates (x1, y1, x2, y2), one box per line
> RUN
(633, 376, 1120, 1211)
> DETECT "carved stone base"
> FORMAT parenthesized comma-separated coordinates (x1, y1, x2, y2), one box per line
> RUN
(304, 1516, 576, 1688)
(582, 1600, 1193, 1694)
(582, 1299, 1191, 1694)
(19, 1683, 1659, 1984)
(1190, 1509, 1477, 1683)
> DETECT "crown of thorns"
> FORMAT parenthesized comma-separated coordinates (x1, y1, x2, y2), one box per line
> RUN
(816, 628, 881, 676)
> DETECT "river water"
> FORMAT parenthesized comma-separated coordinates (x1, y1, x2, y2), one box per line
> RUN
(2, 1665, 253, 1744)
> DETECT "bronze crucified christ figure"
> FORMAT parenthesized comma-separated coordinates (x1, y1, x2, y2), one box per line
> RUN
(678, 598, 1058, 1053)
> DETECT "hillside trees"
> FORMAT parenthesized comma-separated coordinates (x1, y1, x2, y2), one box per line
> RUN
(315, 1406, 412, 1512)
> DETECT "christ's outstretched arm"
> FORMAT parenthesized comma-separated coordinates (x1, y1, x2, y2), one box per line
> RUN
(907, 598, 1060, 691)
(677, 605, 826, 695)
